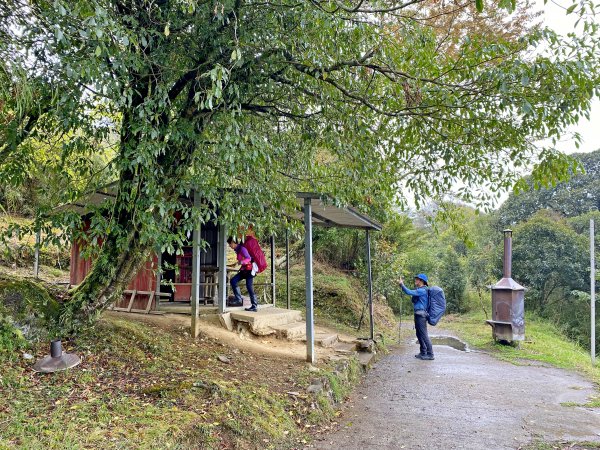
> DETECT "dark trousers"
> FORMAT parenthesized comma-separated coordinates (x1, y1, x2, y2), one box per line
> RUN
(231, 270, 257, 308)
(414, 313, 433, 356)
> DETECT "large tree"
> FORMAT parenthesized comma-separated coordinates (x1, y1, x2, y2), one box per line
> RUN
(1, 0, 599, 332)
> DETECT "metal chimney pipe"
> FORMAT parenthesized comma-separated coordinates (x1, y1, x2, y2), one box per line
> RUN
(50, 340, 62, 358)
(503, 229, 512, 278)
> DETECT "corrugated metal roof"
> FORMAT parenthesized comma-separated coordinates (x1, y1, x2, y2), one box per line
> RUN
(294, 193, 382, 231)
(56, 186, 381, 231)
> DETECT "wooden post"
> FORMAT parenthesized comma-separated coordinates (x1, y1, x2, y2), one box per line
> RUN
(191, 191, 202, 338)
(33, 229, 41, 279)
(304, 198, 315, 364)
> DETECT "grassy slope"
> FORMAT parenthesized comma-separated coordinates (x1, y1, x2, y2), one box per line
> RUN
(286, 261, 397, 339)
(443, 311, 600, 406)
(0, 314, 365, 449)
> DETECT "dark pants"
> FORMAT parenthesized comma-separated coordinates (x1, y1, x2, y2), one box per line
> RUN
(414, 313, 433, 356)
(231, 270, 257, 308)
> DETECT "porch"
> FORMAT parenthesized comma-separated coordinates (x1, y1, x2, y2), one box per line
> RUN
(67, 188, 381, 363)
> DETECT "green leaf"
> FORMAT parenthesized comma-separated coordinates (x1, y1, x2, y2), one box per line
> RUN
(475, 0, 484, 12)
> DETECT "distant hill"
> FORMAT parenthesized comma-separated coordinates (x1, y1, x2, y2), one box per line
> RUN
(496, 149, 600, 227)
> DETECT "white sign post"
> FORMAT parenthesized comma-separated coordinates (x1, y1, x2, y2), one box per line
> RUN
(591, 219, 596, 366)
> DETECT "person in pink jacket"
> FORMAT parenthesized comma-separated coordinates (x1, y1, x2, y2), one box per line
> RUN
(228, 236, 258, 311)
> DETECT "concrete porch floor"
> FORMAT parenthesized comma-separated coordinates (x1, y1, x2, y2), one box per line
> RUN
(156, 301, 282, 315)
(157, 301, 218, 314)
(229, 307, 303, 332)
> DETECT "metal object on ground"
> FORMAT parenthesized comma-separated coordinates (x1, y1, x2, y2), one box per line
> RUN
(32, 340, 81, 373)
(486, 230, 525, 342)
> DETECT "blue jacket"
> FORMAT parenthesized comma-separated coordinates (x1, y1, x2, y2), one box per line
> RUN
(401, 284, 428, 312)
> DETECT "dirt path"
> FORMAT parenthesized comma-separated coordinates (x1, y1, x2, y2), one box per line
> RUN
(105, 311, 355, 362)
(313, 332, 600, 450)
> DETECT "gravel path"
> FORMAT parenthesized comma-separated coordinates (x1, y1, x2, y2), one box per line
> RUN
(313, 333, 600, 450)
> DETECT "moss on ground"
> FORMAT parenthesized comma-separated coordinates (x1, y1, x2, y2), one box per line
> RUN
(0, 276, 63, 355)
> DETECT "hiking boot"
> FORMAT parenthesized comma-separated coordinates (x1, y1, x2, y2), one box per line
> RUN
(415, 353, 426, 359)
(244, 306, 257, 312)
(421, 354, 435, 360)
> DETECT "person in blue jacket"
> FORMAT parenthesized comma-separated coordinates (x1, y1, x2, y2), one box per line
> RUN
(400, 273, 434, 360)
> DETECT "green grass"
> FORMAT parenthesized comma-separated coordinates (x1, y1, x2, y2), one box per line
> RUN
(284, 261, 398, 340)
(443, 311, 600, 406)
(0, 314, 366, 449)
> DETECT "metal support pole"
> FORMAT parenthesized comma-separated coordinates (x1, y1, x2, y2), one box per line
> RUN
(286, 229, 290, 310)
(34, 229, 41, 278)
(366, 229, 374, 341)
(218, 223, 228, 314)
(155, 252, 162, 311)
(191, 191, 202, 338)
(271, 235, 276, 306)
(591, 219, 596, 365)
(304, 198, 315, 364)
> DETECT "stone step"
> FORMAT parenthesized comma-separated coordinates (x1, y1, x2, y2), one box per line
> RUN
(314, 332, 339, 348)
(270, 322, 306, 340)
(332, 341, 358, 354)
(229, 307, 303, 335)
(357, 351, 375, 369)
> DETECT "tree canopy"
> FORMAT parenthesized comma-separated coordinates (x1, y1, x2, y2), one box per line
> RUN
(497, 149, 600, 227)
(1, 0, 599, 331)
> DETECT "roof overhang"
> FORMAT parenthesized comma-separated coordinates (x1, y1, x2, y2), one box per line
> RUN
(294, 193, 382, 231)
(55, 186, 382, 232)
(54, 182, 118, 215)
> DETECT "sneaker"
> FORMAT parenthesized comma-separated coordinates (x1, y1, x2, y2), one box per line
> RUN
(244, 306, 257, 312)
(415, 354, 426, 359)
(421, 354, 435, 360)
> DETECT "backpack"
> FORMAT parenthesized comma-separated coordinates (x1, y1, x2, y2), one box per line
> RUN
(426, 286, 446, 326)
(243, 236, 267, 274)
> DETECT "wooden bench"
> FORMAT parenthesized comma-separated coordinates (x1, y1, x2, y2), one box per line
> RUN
(111, 290, 172, 314)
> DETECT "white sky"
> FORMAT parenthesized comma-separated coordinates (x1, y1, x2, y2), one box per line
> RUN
(534, 0, 600, 154)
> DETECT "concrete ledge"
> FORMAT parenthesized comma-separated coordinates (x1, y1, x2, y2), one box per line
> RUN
(270, 322, 306, 340)
(315, 333, 339, 348)
(357, 351, 375, 369)
(333, 342, 358, 354)
(218, 312, 234, 331)
(230, 307, 303, 335)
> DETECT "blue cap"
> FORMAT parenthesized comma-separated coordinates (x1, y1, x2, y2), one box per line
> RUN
(415, 273, 428, 285)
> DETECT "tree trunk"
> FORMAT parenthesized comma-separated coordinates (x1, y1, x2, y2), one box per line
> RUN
(59, 228, 151, 334)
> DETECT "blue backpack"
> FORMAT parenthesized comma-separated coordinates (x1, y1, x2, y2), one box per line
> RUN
(427, 286, 446, 326)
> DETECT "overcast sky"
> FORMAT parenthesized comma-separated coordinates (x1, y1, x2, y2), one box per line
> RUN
(534, 0, 599, 155)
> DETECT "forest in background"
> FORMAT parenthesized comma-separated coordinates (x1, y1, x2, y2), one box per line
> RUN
(308, 149, 600, 352)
